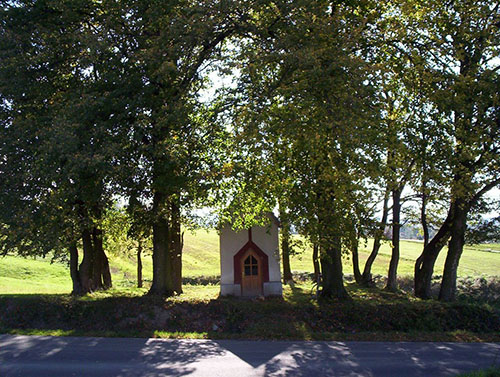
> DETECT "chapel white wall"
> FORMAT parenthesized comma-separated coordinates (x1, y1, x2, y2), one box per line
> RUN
(219, 225, 247, 285)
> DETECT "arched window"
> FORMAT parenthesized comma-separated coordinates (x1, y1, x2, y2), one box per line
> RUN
(244, 255, 258, 276)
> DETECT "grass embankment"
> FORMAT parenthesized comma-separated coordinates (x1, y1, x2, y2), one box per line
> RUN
(1, 282, 499, 342)
(1, 230, 499, 341)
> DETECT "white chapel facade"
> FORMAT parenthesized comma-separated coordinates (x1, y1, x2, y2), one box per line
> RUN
(219, 214, 283, 297)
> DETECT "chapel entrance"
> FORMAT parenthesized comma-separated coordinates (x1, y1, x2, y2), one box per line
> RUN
(241, 249, 263, 296)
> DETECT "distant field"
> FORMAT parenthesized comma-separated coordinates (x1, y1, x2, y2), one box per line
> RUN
(290, 239, 500, 278)
(0, 255, 71, 294)
(0, 229, 499, 294)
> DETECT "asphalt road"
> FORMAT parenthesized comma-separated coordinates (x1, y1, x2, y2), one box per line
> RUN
(0, 335, 499, 376)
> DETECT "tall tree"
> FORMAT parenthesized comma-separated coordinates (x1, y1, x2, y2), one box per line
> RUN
(397, 0, 500, 300)
(232, 0, 382, 299)
(102, 0, 253, 296)
(0, 0, 125, 294)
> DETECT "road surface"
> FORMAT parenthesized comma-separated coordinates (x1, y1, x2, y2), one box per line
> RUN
(0, 335, 499, 376)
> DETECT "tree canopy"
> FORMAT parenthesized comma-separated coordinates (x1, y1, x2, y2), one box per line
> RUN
(0, 0, 498, 301)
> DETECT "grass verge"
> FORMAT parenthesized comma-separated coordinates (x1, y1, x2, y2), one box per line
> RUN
(1, 282, 499, 342)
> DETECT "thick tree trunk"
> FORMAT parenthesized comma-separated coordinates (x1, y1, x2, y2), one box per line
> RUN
(312, 243, 321, 283)
(92, 227, 112, 290)
(171, 200, 183, 295)
(439, 200, 468, 301)
(351, 239, 362, 284)
(320, 236, 349, 300)
(80, 228, 94, 293)
(100, 248, 112, 290)
(69, 242, 82, 295)
(149, 192, 175, 296)
(414, 206, 454, 299)
(137, 241, 143, 288)
(281, 221, 293, 284)
(91, 228, 104, 290)
(361, 190, 390, 286)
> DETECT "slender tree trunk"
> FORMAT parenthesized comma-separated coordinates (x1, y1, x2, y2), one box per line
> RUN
(171, 200, 183, 295)
(312, 243, 321, 283)
(69, 242, 82, 295)
(386, 187, 402, 291)
(361, 190, 390, 286)
(149, 191, 175, 296)
(351, 238, 362, 284)
(80, 228, 94, 293)
(439, 200, 468, 301)
(414, 206, 454, 299)
(137, 240, 143, 288)
(421, 173, 430, 248)
(320, 236, 349, 300)
(281, 220, 293, 284)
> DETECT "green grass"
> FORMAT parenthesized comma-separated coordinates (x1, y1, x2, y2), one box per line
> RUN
(1, 281, 499, 342)
(290, 238, 500, 277)
(0, 255, 71, 294)
(1, 231, 499, 295)
(1, 231, 499, 341)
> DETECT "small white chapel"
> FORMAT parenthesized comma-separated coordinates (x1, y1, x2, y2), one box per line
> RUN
(219, 213, 283, 297)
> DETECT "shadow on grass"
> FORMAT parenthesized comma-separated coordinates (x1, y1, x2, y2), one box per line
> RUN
(1, 282, 499, 341)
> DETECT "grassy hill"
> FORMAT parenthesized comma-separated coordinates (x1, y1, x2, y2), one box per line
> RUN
(1, 230, 499, 342)
(0, 229, 499, 294)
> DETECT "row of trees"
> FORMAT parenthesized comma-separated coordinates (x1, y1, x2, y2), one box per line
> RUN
(0, 0, 498, 301)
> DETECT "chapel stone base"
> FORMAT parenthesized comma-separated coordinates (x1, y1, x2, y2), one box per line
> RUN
(220, 281, 282, 297)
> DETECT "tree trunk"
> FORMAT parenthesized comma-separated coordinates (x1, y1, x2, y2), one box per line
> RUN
(93, 227, 112, 290)
(149, 192, 175, 296)
(414, 206, 454, 299)
(90, 227, 104, 290)
(312, 243, 321, 283)
(320, 236, 349, 300)
(69, 242, 82, 295)
(79, 228, 94, 293)
(439, 200, 468, 302)
(386, 187, 402, 291)
(281, 220, 293, 284)
(171, 200, 183, 295)
(100, 247, 112, 290)
(421, 174, 430, 248)
(137, 240, 143, 288)
(361, 190, 390, 286)
(351, 238, 362, 284)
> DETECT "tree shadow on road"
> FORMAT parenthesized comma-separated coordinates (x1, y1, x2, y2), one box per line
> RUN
(0, 334, 226, 376)
(261, 341, 500, 377)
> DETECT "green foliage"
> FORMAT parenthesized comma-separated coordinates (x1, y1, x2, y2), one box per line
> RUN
(230, 1, 384, 264)
(0, 0, 498, 300)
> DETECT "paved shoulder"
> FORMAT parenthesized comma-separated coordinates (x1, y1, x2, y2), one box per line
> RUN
(0, 335, 499, 376)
